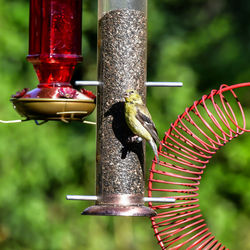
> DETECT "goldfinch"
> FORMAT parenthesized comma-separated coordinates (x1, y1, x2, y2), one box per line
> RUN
(124, 89, 160, 163)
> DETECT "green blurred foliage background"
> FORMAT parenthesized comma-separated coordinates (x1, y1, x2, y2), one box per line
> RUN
(0, 0, 250, 249)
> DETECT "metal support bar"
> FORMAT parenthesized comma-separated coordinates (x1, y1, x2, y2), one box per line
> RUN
(146, 82, 183, 87)
(75, 81, 183, 87)
(66, 195, 175, 203)
(75, 81, 101, 86)
(0, 119, 29, 124)
(143, 197, 175, 203)
(82, 120, 96, 125)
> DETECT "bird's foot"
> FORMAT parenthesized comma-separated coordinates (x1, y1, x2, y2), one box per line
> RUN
(128, 135, 143, 143)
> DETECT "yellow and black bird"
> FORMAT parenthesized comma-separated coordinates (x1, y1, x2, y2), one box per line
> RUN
(124, 89, 160, 163)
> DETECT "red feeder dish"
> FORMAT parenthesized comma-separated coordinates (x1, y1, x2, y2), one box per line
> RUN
(11, 0, 95, 122)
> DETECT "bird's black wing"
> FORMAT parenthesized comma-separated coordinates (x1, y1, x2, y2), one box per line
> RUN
(136, 105, 160, 144)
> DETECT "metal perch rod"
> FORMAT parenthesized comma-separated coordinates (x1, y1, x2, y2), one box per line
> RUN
(66, 195, 176, 203)
(75, 81, 183, 87)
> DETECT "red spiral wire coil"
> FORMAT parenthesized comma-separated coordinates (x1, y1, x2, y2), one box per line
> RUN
(148, 83, 250, 249)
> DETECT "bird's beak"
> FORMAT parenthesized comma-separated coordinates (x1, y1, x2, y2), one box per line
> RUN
(124, 92, 129, 101)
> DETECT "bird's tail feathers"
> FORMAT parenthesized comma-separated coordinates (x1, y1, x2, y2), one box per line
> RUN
(149, 138, 159, 164)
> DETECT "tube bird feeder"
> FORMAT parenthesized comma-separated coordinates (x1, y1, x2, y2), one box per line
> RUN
(11, 0, 96, 123)
(81, 0, 155, 216)
(67, 0, 177, 216)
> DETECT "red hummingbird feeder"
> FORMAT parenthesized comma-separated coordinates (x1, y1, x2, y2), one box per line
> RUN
(11, 0, 96, 122)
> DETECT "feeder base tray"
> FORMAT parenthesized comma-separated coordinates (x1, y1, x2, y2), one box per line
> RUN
(11, 98, 95, 122)
(82, 205, 156, 217)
